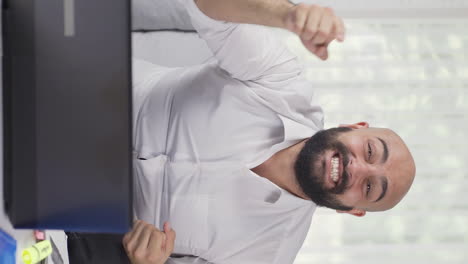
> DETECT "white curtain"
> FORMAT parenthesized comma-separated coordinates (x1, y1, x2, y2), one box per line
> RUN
(281, 14, 468, 264)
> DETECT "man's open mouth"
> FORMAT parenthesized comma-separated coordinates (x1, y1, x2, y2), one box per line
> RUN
(330, 153, 342, 185)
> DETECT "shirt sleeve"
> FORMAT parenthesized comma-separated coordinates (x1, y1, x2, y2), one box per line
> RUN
(166, 256, 213, 264)
(184, 0, 302, 85)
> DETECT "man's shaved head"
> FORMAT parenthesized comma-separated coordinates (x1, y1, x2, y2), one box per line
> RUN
(295, 122, 416, 216)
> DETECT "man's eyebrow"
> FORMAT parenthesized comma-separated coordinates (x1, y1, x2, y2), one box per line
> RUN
(377, 137, 389, 164)
(374, 176, 388, 203)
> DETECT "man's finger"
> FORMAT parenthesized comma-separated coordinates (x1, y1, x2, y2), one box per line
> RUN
(312, 7, 334, 45)
(292, 4, 308, 35)
(300, 37, 319, 55)
(136, 223, 153, 251)
(301, 7, 321, 41)
(322, 23, 337, 49)
(122, 231, 131, 247)
(300, 37, 314, 52)
(129, 220, 146, 240)
(148, 229, 165, 252)
(335, 16, 345, 42)
(315, 45, 329, 60)
(164, 224, 176, 256)
(163, 222, 171, 234)
(126, 220, 146, 252)
(317, 15, 344, 60)
(162, 222, 171, 251)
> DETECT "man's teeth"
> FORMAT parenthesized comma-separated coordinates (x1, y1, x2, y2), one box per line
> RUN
(331, 157, 339, 182)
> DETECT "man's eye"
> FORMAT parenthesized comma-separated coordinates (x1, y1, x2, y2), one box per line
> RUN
(366, 181, 371, 196)
(367, 142, 373, 160)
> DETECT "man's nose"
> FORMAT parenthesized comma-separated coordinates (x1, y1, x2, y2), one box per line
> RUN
(346, 157, 371, 185)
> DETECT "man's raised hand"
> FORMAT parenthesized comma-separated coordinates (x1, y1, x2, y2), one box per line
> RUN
(123, 220, 176, 264)
(284, 4, 345, 60)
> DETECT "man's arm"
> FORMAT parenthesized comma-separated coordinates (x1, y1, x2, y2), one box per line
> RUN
(195, 0, 345, 60)
(195, 0, 294, 29)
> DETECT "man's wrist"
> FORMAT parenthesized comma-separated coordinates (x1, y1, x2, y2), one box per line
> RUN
(195, 0, 296, 30)
(275, 0, 296, 30)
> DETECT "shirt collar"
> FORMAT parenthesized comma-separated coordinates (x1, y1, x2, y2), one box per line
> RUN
(278, 114, 322, 142)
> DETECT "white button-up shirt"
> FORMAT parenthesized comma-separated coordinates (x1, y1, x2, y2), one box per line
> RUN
(132, 1, 325, 263)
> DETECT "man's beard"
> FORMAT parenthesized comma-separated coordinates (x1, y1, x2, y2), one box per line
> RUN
(294, 127, 354, 211)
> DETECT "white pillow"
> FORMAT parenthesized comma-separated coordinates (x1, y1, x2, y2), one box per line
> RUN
(132, 0, 195, 31)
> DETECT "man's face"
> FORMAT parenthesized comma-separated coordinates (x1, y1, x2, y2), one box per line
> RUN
(294, 123, 416, 214)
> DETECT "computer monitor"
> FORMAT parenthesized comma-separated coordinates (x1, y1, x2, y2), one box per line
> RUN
(2, 0, 132, 233)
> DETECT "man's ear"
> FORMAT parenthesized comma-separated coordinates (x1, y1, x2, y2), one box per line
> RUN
(338, 122, 369, 129)
(336, 209, 366, 217)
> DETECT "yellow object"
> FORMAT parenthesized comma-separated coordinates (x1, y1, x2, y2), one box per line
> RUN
(21, 240, 52, 264)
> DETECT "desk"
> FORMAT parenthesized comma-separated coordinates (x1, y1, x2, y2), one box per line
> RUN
(0, 222, 69, 264)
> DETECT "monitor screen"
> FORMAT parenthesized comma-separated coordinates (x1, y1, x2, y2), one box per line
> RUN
(2, 0, 132, 233)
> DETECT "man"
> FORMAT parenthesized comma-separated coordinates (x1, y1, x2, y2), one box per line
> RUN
(122, 0, 416, 264)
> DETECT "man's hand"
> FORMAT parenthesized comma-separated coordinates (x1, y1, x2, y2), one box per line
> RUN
(123, 220, 176, 264)
(284, 4, 345, 60)
(194, 0, 343, 60)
